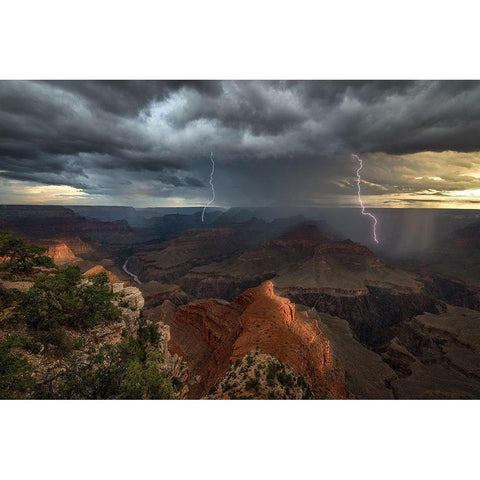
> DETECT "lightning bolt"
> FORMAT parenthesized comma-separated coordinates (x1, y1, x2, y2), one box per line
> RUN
(352, 154, 379, 243)
(201, 151, 215, 222)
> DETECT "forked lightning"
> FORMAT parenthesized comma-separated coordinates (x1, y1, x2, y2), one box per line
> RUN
(201, 151, 215, 222)
(352, 154, 379, 243)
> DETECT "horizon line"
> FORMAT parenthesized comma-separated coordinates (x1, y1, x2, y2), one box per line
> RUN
(2, 203, 480, 211)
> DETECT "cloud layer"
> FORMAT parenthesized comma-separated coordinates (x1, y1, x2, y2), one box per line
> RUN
(2, 80, 480, 206)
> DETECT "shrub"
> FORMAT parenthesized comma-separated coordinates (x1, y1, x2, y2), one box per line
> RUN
(277, 370, 294, 388)
(123, 352, 176, 399)
(0, 285, 22, 310)
(171, 376, 183, 392)
(39, 328, 75, 357)
(208, 385, 217, 396)
(297, 376, 308, 389)
(267, 361, 280, 386)
(0, 334, 33, 398)
(0, 231, 55, 274)
(138, 322, 161, 346)
(245, 377, 260, 392)
(38, 325, 178, 400)
(18, 266, 121, 330)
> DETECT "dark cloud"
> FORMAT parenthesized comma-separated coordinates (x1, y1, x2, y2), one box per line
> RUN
(45, 80, 223, 116)
(156, 171, 204, 188)
(2, 80, 480, 206)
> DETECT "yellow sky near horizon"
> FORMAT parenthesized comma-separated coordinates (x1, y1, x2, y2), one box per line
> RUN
(3, 150, 480, 209)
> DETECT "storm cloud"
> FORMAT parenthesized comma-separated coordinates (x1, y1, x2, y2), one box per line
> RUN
(2, 80, 480, 206)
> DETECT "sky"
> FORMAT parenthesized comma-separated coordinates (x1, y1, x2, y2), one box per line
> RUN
(2, 80, 480, 208)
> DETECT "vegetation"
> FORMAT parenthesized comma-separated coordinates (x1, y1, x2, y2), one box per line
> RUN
(38, 327, 76, 357)
(38, 322, 178, 399)
(0, 334, 33, 399)
(0, 231, 183, 400)
(0, 231, 54, 274)
(245, 376, 260, 393)
(266, 360, 313, 399)
(209, 351, 314, 399)
(0, 284, 22, 310)
(17, 266, 121, 330)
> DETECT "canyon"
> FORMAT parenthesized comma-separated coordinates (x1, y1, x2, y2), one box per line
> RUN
(3, 204, 480, 398)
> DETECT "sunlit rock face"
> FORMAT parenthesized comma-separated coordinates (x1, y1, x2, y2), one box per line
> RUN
(154, 280, 346, 399)
(83, 265, 120, 284)
(46, 242, 79, 265)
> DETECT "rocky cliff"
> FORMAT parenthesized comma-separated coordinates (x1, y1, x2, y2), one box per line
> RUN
(383, 306, 480, 399)
(127, 227, 258, 284)
(46, 242, 79, 265)
(0, 266, 188, 399)
(148, 280, 346, 399)
(179, 224, 446, 346)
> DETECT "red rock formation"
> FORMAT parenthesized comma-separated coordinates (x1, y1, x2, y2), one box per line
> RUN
(231, 281, 345, 399)
(47, 242, 79, 264)
(83, 265, 120, 284)
(160, 281, 346, 399)
(164, 299, 243, 398)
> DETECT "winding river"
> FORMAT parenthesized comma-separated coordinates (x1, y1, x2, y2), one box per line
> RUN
(122, 257, 142, 284)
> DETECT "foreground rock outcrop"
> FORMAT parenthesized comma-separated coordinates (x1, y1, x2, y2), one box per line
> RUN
(0, 268, 188, 399)
(149, 280, 346, 399)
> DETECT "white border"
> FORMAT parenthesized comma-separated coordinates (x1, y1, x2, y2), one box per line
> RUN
(1, 400, 478, 479)
(1, 0, 480, 79)
(1, 2, 479, 478)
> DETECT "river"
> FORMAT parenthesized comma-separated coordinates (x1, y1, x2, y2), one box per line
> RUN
(122, 257, 142, 284)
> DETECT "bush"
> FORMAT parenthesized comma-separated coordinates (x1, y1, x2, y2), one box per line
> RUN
(18, 266, 121, 330)
(38, 323, 178, 399)
(171, 376, 183, 392)
(0, 285, 22, 310)
(276, 370, 294, 388)
(123, 352, 176, 399)
(267, 361, 281, 386)
(245, 377, 260, 392)
(0, 231, 55, 274)
(138, 322, 161, 346)
(39, 328, 75, 357)
(0, 334, 33, 398)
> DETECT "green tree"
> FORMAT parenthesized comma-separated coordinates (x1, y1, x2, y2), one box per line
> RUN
(123, 351, 176, 399)
(18, 267, 120, 330)
(0, 334, 33, 399)
(41, 325, 179, 399)
(0, 231, 55, 273)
